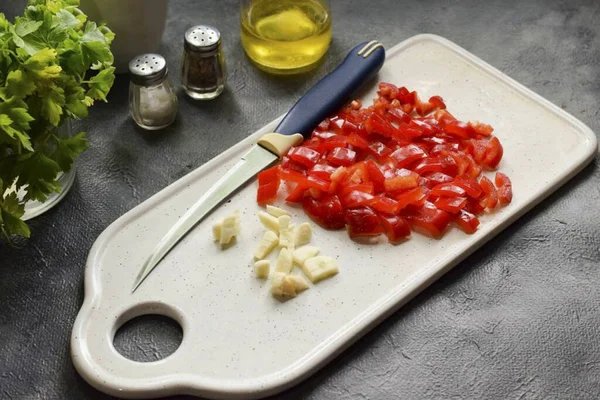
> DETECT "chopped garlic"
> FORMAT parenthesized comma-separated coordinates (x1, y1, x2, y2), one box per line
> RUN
(275, 248, 293, 274)
(292, 246, 320, 267)
(293, 222, 312, 247)
(288, 275, 309, 292)
(213, 211, 240, 246)
(254, 230, 279, 260)
(278, 215, 293, 249)
(271, 272, 297, 298)
(220, 213, 240, 245)
(266, 205, 289, 218)
(271, 272, 309, 298)
(302, 256, 339, 283)
(254, 260, 270, 279)
(250, 209, 338, 300)
(212, 222, 222, 241)
(258, 211, 279, 233)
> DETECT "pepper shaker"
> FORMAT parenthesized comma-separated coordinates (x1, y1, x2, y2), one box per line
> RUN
(181, 25, 227, 100)
(129, 54, 178, 130)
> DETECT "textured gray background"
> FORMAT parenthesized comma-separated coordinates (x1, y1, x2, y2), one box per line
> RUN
(1, 0, 600, 399)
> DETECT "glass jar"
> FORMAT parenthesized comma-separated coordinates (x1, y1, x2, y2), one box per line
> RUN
(240, 0, 332, 74)
(180, 25, 227, 100)
(129, 54, 178, 130)
(6, 119, 77, 220)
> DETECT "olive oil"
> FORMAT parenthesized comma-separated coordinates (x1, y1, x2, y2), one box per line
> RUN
(241, 0, 332, 74)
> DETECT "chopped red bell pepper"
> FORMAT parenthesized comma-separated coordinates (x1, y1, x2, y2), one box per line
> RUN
(256, 82, 511, 243)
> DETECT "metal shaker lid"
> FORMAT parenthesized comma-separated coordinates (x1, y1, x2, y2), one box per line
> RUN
(129, 54, 168, 86)
(184, 25, 221, 53)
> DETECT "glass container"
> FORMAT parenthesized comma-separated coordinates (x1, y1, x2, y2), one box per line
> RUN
(240, 0, 332, 74)
(181, 25, 227, 100)
(129, 53, 178, 130)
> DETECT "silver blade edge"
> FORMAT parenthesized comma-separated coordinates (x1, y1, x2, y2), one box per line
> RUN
(132, 145, 278, 292)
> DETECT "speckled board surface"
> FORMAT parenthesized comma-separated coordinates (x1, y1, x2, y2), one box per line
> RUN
(70, 34, 596, 399)
(2, 1, 600, 399)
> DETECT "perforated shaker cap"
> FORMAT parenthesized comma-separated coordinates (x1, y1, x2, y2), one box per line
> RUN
(129, 54, 168, 86)
(184, 25, 221, 53)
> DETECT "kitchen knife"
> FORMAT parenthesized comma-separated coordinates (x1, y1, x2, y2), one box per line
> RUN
(132, 40, 385, 292)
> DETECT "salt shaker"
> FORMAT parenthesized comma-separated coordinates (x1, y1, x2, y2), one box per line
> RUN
(129, 54, 178, 130)
(181, 25, 227, 100)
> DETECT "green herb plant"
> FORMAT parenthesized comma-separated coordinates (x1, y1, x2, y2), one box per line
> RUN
(0, 0, 115, 241)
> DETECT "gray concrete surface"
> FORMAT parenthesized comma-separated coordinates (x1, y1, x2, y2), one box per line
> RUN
(1, 0, 599, 399)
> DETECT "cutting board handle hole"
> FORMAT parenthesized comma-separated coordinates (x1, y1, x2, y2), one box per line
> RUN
(113, 307, 184, 363)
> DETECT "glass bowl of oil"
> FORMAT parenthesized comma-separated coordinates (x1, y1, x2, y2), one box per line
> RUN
(240, 0, 332, 75)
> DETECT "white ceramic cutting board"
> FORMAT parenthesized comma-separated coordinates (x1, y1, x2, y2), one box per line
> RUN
(71, 34, 597, 399)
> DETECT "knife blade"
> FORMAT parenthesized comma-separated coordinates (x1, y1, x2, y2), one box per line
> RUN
(132, 40, 386, 292)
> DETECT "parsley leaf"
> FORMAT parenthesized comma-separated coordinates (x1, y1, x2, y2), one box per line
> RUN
(82, 40, 114, 66)
(0, 70, 36, 100)
(15, 19, 43, 36)
(16, 151, 62, 202)
(52, 9, 79, 30)
(0, 110, 33, 151)
(23, 48, 62, 80)
(39, 85, 65, 126)
(86, 66, 115, 101)
(0, 14, 9, 31)
(51, 131, 87, 170)
(1, 192, 30, 238)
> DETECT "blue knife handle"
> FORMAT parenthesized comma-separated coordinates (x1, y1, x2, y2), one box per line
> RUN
(274, 41, 386, 137)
